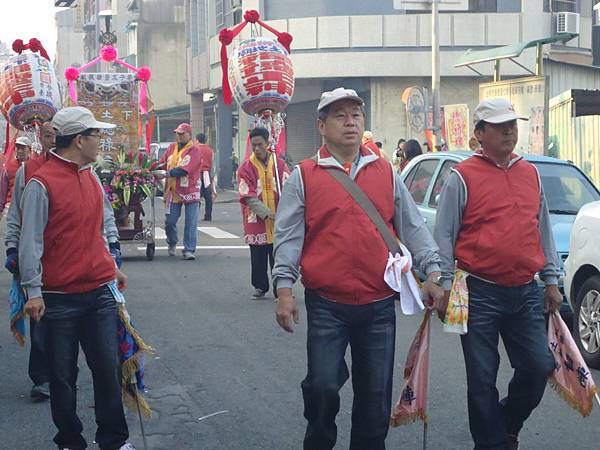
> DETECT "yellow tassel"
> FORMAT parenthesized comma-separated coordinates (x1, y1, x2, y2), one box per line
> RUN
(117, 305, 155, 418)
(390, 410, 428, 427)
(548, 377, 598, 417)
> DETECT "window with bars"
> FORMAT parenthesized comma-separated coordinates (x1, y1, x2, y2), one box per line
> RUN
(544, 0, 580, 12)
(216, 0, 224, 29)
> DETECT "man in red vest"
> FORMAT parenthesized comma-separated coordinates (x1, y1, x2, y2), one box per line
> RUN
(19, 107, 134, 450)
(273, 87, 444, 449)
(0, 135, 32, 214)
(434, 98, 562, 450)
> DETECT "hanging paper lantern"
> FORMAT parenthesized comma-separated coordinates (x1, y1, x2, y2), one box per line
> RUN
(0, 53, 61, 130)
(228, 37, 295, 116)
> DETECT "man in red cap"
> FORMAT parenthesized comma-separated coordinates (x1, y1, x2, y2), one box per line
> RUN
(158, 123, 203, 260)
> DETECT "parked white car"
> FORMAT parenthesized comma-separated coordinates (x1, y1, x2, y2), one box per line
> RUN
(564, 200, 600, 369)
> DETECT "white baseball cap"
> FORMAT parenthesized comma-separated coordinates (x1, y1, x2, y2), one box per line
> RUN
(15, 136, 32, 147)
(52, 106, 116, 136)
(317, 87, 364, 112)
(473, 97, 528, 126)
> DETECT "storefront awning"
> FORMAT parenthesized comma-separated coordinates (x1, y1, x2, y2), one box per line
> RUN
(455, 33, 579, 68)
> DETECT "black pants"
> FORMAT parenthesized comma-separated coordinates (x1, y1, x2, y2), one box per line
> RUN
(200, 184, 213, 220)
(461, 278, 555, 450)
(249, 244, 273, 293)
(302, 290, 396, 450)
(43, 285, 129, 450)
(29, 317, 50, 386)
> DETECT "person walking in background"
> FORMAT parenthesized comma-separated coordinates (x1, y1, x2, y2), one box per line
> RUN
(0, 135, 32, 215)
(196, 132, 215, 222)
(469, 136, 481, 151)
(434, 98, 561, 450)
(237, 127, 289, 299)
(273, 87, 444, 450)
(399, 139, 423, 171)
(231, 150, 239, 187)
(159, 123, 203, 260)
(392, 138, 407, 171)
(361, 130, 382, 157)
(5, 117, 122, 402)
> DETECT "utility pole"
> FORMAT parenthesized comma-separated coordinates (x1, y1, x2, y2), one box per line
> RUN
(431, 0, 441, 151)
(394, 0, 446, 150)
(95, 0, 101, 57)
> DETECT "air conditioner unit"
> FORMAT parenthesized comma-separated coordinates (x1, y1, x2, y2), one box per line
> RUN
(557, 12, 580, 34)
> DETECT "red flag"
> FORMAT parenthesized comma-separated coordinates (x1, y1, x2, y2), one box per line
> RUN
(391, 313, 431, 426)
(548, 312, 598, 417)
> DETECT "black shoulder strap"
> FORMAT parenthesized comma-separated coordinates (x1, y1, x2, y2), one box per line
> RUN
(322, 166, 402, 256)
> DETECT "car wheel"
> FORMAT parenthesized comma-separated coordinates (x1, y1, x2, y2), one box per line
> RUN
(573, 275, 600, 369)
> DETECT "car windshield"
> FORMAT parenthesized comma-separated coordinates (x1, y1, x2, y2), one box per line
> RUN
(534, 162, 600, 214)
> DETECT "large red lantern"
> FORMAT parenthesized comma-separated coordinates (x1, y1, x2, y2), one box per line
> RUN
(0, 52, 61, 130)
(228, 37, 295, 116)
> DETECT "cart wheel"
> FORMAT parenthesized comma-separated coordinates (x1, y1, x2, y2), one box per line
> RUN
(146, 243, 155, 261)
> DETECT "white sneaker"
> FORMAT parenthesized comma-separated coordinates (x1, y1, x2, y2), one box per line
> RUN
(182, 251, 196, 260)
(119, 443, 136, 450)
(168, 245, 176, 256)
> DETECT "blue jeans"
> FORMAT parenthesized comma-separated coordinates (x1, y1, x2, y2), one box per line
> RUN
(301, 290, 396, 450)
(461, 277, 555, 450)
(165, 201, 199, 252)
(43, 285, 128, 450)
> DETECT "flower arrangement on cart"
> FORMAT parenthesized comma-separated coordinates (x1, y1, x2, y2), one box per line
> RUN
(102, 149, 159, 226)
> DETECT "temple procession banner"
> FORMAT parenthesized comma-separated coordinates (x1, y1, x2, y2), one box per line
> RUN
(77, 73, 139, 158)
(444, 104, 469, 151)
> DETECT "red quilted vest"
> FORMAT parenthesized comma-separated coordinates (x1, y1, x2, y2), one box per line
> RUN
(453, 154, 546, 287)
(32, 153, 115, 293)
(298, 146, 396, 304)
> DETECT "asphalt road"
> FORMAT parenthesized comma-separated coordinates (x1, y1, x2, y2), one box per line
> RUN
(0, 198, 599, 450)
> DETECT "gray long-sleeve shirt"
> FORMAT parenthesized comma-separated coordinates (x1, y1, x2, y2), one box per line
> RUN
(19, 157, 119, 299)
(433, 166, 559, 291)
(245, 197, 272, 220)
(272, 152, 442, 291)
(5, 161, 118, 250)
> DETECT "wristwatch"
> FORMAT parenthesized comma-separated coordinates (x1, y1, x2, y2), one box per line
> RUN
(427, 274, 443, 286)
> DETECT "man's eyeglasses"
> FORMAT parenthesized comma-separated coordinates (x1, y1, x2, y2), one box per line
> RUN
(81, 133, 101, 140)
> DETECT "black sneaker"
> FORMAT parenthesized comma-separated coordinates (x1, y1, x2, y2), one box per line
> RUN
(30, 382, 50, 400)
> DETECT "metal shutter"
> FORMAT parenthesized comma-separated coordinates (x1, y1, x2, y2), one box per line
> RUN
(285, 100, 322, 165)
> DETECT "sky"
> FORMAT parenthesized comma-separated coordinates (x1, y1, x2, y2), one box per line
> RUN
(0, 0, 69, 60)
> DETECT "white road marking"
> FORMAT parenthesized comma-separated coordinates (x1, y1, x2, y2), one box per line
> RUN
(152, 227, 239, 240)
(197, 226, 239, 239)
(154, 227, 167, 239)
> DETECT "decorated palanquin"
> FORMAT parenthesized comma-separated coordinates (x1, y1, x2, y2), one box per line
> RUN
(76, 72, 139, 159)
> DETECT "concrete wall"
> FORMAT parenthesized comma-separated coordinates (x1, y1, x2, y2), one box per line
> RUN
(138, 23, 188, 110)
(55, 9, 85, 78)
(369, 77, 481, 155)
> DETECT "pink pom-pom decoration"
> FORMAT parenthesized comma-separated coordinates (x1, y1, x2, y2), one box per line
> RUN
(136, 67, 152, 82)
(64, 67, 80, 81)
(100, 45, 117, 62)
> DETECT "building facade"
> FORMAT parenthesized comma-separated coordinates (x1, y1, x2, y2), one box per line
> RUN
(126, 0, 190, 142)
(189, 1, 600, 185)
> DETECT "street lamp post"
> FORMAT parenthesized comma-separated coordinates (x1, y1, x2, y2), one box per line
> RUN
(431, 0, 441, 150)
